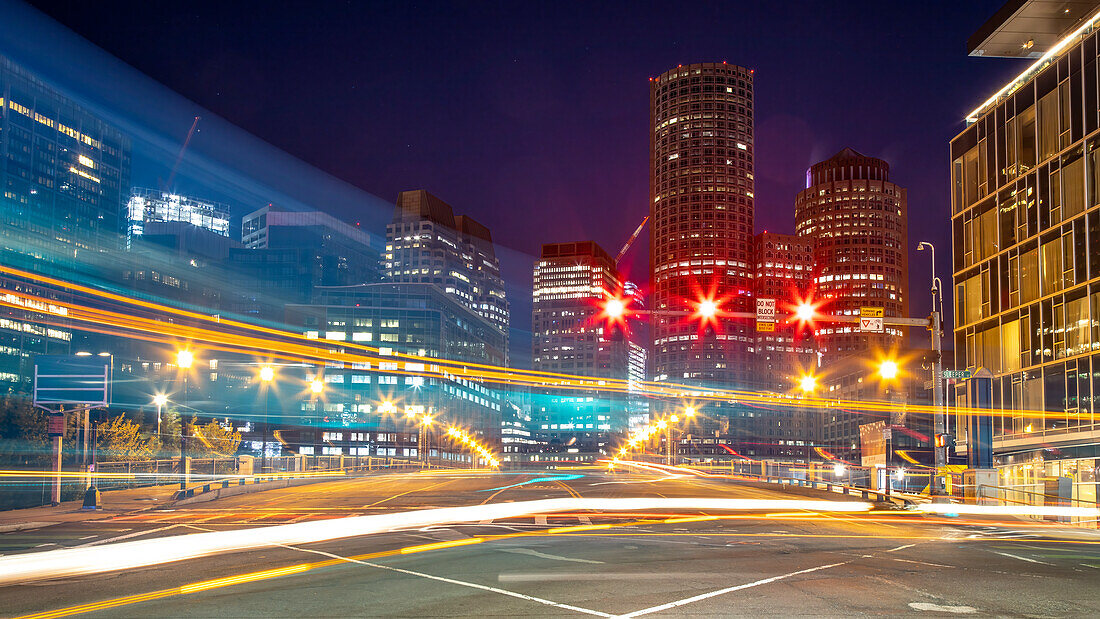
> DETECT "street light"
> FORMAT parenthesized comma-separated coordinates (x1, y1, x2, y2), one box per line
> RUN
(684, 406, 696, 418)
(799, 374, 817, 394)
(259, 366, 275, 474)
(176, 349, 194, 491)
(878, 359, 899, 380)
(309, 378, 324, 394)
(918, 240, 947, 498)
(152, 394, 168, 438)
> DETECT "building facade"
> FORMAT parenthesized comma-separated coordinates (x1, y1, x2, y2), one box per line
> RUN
(532, 241, 629, 449)
(0, 54, 131, 388)
(951, 2, 1100, 506)
(284, 283, 505, 461)
(795, 148, 909, 361)
(234, 205, 382, 320)
(384, 190, 509, 354)
(751, 232, 817, 460)
(125, 188, 230, 247)
(649, 62, 756, 444)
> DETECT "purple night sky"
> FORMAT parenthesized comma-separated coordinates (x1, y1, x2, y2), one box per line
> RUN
(23, 0, 1028, 358)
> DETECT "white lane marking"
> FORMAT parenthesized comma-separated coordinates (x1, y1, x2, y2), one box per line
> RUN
(478, 518, 494, 525)
(991, 551, 1053, 566)
(534, 515, 548, 526)
(32, 543, 56, 548)
(75, 524, 182, 548)
(285, 545, 612, 617)
(908, 602, 977, 613)
(77, 535, 96, 540)
(614, 561, 850, 618)
(886, 544, 915, 553)
(499, 548, 604, 564)
(892, 558, 953, 568)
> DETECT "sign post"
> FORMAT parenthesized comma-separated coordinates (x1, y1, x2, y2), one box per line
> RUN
(33, 355, 112, 507)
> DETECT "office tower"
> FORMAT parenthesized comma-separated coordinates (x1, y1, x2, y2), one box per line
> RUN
(795, 148, 909, 360)
(751, 232, 816, 460)
(953, 3, 1100, 502)
(233, 205, 382, 320)
(628, 341, 649, 430)
(384, 190, 509, 353)
(285, 283, 506, 459)
(125, 188, 231, 247)
(531, 241, 629, 449)
(650, 62, 755, 446)
(0, 54, 131, 388)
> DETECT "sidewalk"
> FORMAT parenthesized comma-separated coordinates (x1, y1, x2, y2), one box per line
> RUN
(0, 484, 180, 532)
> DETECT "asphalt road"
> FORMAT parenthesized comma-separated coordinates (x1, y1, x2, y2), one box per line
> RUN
(2, 468, 1100, 617)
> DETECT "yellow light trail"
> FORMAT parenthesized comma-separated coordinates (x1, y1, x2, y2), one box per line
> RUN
(0, 264, 1065, 421)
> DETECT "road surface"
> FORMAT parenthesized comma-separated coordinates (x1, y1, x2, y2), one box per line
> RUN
(2, 468, 1099, 617)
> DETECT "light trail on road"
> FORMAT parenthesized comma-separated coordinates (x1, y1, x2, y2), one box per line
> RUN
(0, 497, 874, 585)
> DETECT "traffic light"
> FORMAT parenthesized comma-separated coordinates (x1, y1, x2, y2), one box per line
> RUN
(935, 433, 955, 449)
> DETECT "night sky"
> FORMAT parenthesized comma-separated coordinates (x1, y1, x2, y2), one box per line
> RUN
(14, 0, 1030, 359)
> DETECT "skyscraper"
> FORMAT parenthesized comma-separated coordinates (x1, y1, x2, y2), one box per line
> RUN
(0, 54, 131, 388)
(650, 62, 755, 444)
(384, 190, 509, 356)
(532, 241, 629, 448)
(795, 148, 908, 360)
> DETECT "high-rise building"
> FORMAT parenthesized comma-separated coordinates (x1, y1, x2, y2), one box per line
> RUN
(751, 232, 816, 460)
(627, 341, 649, 430)
(951, 2, 1100, 504)
(0, 54, 131, 388)
(650, 62, 755, 445)
(125, 188, 231, 247)
(532, 241, 629, 448)
(233, 205, 382, 320)
(285, 283, 506, 459)
(795, 148, 909, 360)
(384, 190, 509, 353)
(752, 232, 816, 393)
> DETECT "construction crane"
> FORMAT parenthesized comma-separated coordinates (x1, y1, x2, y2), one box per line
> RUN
(615, 215, 648, 265)
(164, 115, 201, 191)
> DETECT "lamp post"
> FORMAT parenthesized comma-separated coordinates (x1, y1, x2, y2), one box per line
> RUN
(176, 349, 193, 491)
(152, 394, 168, 439)
(878, 359, 901, 496)
(918, 241, 946, 497)
(259, 366, 275, 474)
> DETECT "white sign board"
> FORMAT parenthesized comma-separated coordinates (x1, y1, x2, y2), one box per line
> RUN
(756, 298, 776, 322)
(859, 316, 884, 333)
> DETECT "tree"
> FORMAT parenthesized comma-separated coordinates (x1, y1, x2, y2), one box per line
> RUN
(0, 396, 52, 468)
(190, 419, 241, 457)
(97, 414, 159, 461)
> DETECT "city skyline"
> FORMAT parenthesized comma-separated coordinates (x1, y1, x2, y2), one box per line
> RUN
(11, 1, 1024, 338)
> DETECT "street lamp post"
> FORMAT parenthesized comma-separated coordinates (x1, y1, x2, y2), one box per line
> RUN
(153, 394, 168, 440)
(176, 349, 193, 491)
(259, 366, 275, 474)
(919, 241, 947, 497)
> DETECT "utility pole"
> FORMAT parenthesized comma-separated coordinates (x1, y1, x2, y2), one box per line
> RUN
(920, 241, 946, 498)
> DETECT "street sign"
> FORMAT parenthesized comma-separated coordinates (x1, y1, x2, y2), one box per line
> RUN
(756, 320, 776, 332)
(33, 355, 112, 412)
(756, 298, 776, 322)
(859, 307, 885, 333)
(942, 370, 972, 379)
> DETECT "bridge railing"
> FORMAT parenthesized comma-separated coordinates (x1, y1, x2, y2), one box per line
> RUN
(91, 455, 437, 492)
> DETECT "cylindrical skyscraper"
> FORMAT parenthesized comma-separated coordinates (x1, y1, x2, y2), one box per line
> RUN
(795, 148, 908, 360)
(650, 62, 755, 447)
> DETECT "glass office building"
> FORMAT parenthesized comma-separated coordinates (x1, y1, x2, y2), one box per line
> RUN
(285, 283, 505, 460)
(951, 4, 1100, 507)
(0, 54, 131, 388)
